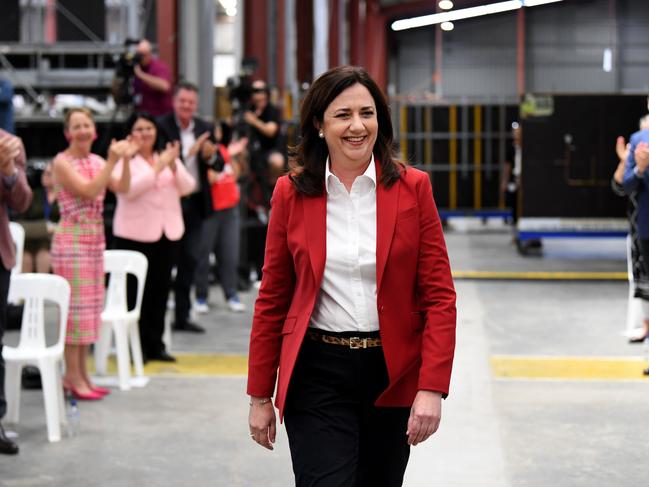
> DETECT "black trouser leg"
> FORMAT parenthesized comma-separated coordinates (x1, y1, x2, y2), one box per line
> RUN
(357, 396, 411, 486)
(174, 197, 203, 324)
(147, 237, 177, 353)
(0, 262, 10, 419)
(284, 337, 410, 487)
(114, 237, 177, 356)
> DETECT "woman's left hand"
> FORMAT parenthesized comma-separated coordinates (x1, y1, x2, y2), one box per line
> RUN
(124, 136, 140, 160)
(160, 141, 180, 172)
(406, 390, 442, 446)
(249, 397, 276, 451)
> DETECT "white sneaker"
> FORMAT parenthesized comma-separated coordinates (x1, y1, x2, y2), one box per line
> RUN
(194, 299, 209, 314)
(227, 297, 245, 313)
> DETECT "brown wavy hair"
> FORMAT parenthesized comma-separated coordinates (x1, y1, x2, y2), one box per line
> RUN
(289, 66, 401, 196)
(63, 107, 94, 130)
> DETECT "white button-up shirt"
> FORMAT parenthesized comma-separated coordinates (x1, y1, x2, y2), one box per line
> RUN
(310, 156, 379, 333)
(178, 118, 200, 192)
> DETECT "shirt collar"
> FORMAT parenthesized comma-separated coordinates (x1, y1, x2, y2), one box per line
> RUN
(325, 155, 377, 194)
(176, 116, 195, 134)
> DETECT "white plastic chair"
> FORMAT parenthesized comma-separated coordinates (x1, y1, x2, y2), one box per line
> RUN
(9, 221, 24, 277)
(94, 250, 149, 391)
(3, 274, 70, 442)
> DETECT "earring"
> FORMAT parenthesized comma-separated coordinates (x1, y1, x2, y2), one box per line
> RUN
(318, 130, 324, 138)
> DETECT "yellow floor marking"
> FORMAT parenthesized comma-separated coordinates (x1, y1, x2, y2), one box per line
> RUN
(491, 355, 649, 380)
(92, 354, 248, 376)
(93, 354, 649, 380)
(453, 271, 626, 280)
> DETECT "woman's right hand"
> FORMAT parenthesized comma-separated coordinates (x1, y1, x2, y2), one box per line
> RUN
(107, 138, 138, 165)
(107, 139, 127, 165)
(248, 397, 276, 450)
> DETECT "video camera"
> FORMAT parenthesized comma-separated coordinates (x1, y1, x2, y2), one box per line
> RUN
(111, 39, 143, 106)
(226, 58, 259, 138)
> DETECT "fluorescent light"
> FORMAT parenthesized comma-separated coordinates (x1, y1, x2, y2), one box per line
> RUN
(522, 0, 563, 6)
(441, 21, 455, 31)
(392, 1, 520, 30)
(438, 0, 454, 9)
(391, 0, 563, 31)
(602, 48, 612, 72)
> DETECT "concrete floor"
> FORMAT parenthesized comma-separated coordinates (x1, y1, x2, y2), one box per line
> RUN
(2, 220, 648, 486)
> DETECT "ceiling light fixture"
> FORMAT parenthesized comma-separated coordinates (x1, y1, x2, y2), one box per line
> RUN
(391, 0, 563, 31)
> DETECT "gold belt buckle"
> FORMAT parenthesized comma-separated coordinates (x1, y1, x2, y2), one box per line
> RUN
(349, 337, 366, 349)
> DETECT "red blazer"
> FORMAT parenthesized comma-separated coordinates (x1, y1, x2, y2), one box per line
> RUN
(247, 165, 456, 419)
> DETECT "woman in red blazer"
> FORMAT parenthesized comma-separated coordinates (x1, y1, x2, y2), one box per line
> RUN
(247, 66, 456, 486)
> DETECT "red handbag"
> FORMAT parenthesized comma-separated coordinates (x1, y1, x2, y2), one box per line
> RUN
(211, 145, 240, 210)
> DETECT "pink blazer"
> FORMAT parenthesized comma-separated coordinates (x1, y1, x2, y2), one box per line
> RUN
(112, 153, 195, 243)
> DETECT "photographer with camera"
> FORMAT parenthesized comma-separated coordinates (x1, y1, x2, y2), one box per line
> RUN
(158, 81, 217, 333)
(133, 39, 173, 117)
(241, 80, 284, 285)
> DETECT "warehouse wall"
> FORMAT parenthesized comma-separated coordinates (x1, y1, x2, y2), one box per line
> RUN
(392, 0, 649, 99)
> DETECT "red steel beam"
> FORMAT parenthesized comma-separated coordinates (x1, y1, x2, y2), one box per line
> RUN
(329, 0, 340, 68)
(157, 0, 178, 82)
(276, 0, 286, 88)
(364, 0, 387, 90)
(244, 0, 269, 80)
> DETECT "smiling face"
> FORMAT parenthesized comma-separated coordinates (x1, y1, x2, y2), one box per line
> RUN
(319, 83, 378, 172)
(130, 117, 157, 152)
(173, 88, 198, 127)
(65, 111, 96, 150)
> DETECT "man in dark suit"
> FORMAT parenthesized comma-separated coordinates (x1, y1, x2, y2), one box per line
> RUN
(0, 130, 32, 455)
(157, 81, 218, 333)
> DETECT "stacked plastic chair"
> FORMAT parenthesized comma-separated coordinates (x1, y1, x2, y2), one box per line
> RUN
(94, 250, 149, 390)
(3, 274, 70, 442)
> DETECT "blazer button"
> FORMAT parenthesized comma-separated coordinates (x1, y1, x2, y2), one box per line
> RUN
(379, 305, 385, 314)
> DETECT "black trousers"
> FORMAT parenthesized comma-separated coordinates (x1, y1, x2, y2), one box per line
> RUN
(639, 239, 649, 277)
(113, 236, 178, 356)
(174, 194, 204, 324)
(284, 332, 410, 487)
(0, 262, 10, 419)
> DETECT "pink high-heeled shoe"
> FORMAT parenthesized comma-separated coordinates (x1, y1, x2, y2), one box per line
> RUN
(91, 386, 111, 396)
(63, 381, 103, 401)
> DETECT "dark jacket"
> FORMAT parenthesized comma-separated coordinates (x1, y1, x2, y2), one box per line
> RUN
(156, 112, 215, 218)
(623, 128, 649, 239)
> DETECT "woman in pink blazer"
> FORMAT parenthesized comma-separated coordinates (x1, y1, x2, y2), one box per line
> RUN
(112, 112, 195, 362)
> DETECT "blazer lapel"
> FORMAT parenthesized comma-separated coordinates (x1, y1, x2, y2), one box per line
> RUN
(376, 176, 399, 292)
(302, 193, 327, 288)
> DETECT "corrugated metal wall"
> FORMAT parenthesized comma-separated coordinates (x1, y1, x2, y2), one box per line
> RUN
(441, 12, 518, 100)
(392, 0, 649, 99)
